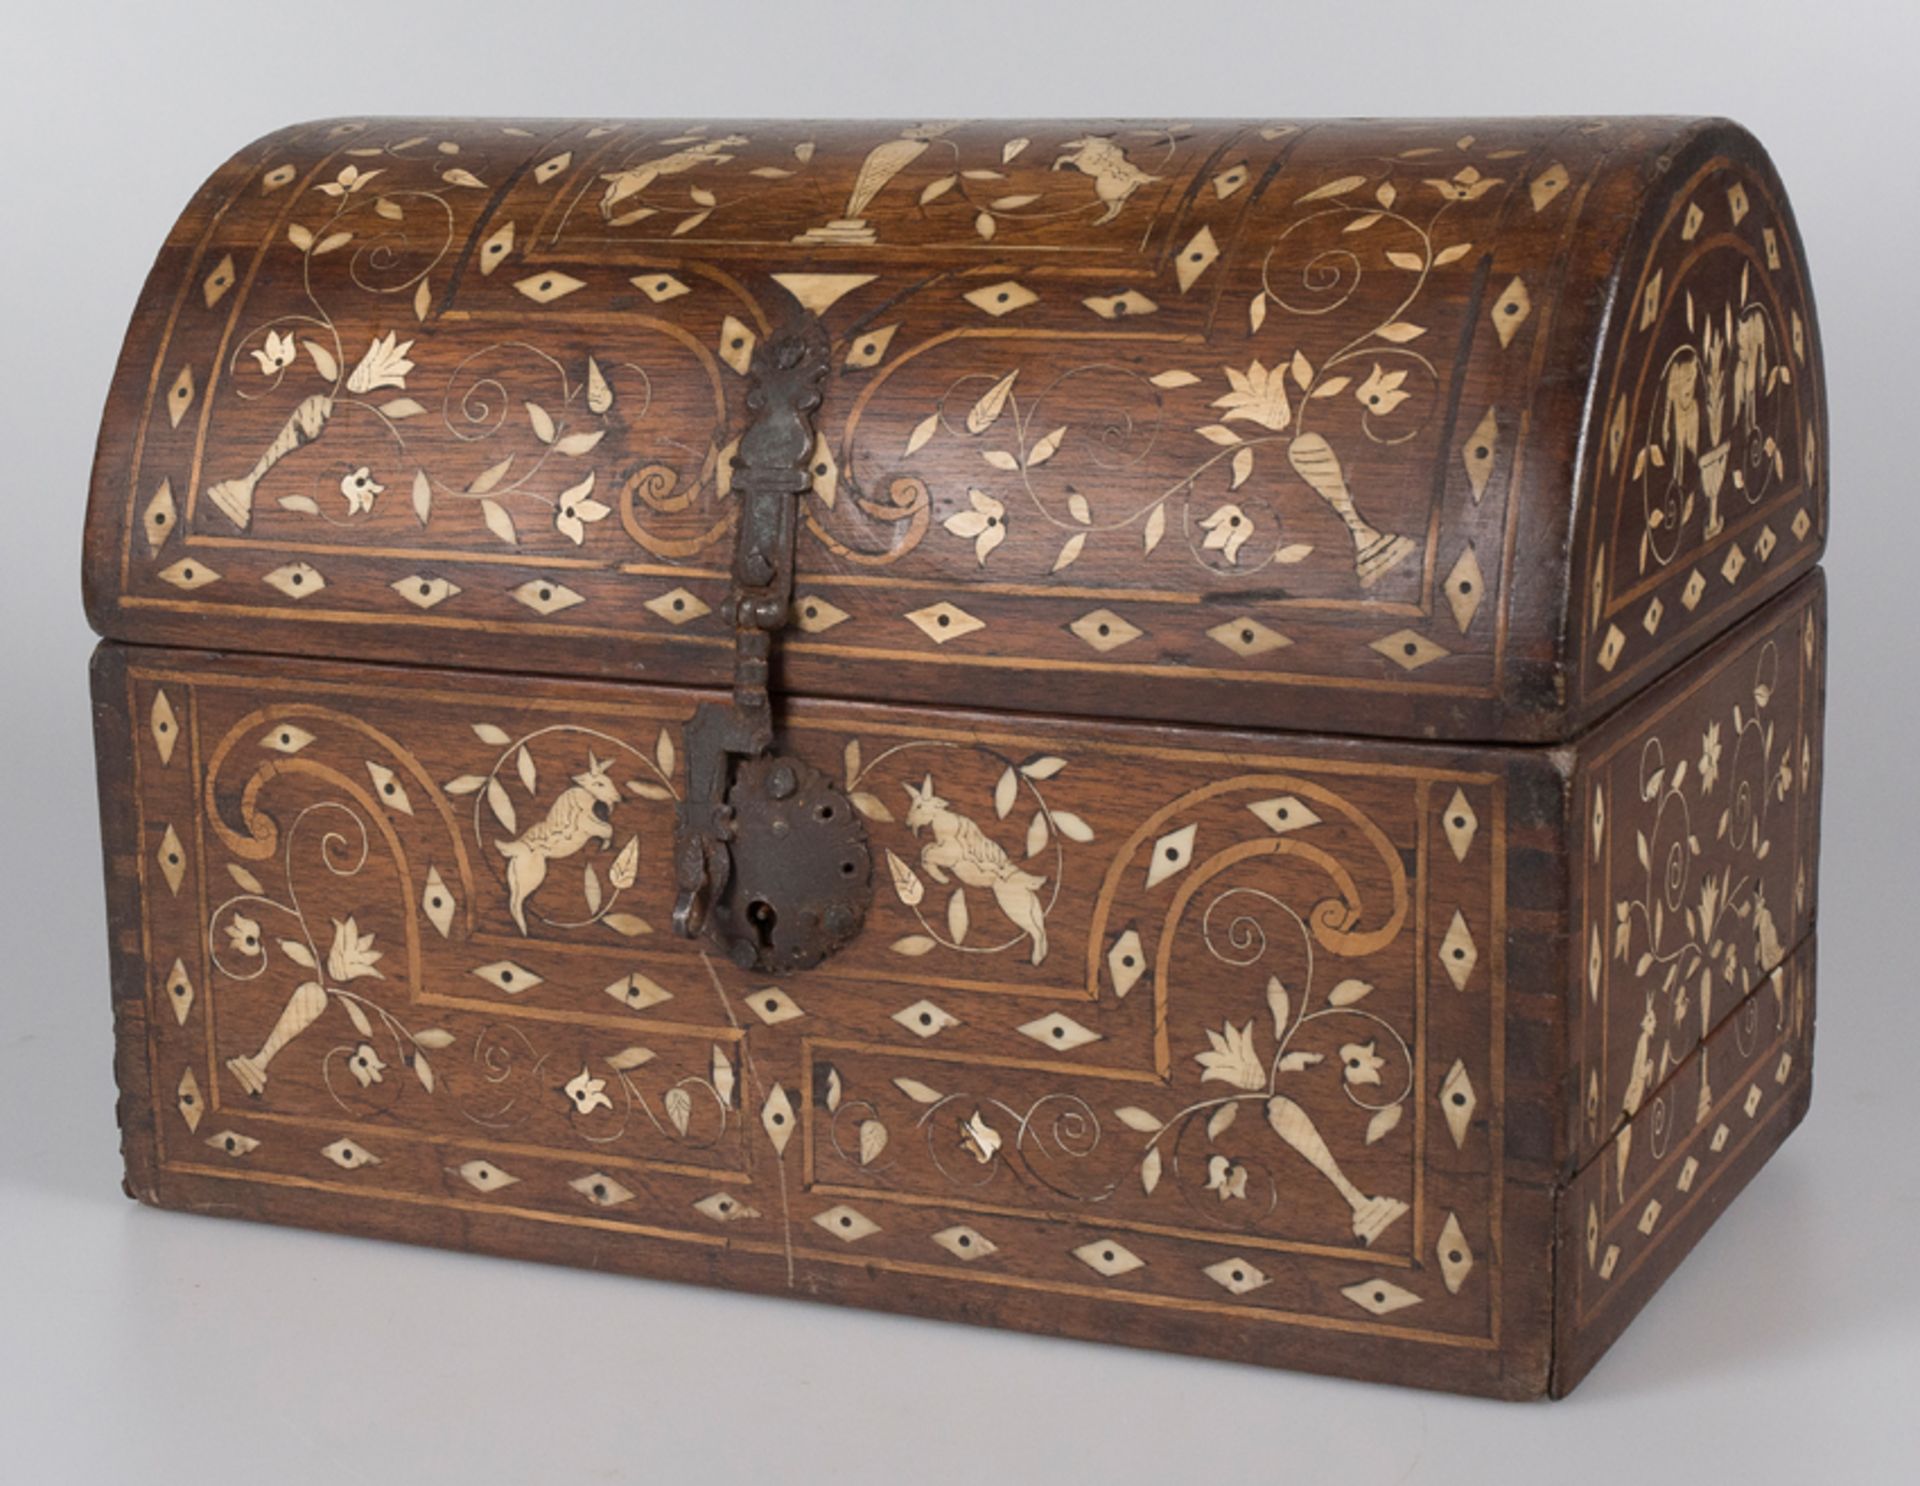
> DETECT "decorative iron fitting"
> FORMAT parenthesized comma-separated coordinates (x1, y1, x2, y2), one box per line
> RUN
(670, 319, 871, 974)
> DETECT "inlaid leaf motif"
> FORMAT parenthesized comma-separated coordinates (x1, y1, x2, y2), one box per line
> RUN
(1052, 811, 1095, 843)
(486, 778, 516, 834)
(583, 863, 603, 915)
(656, 730, 675, 778)
(1052, 533, 1087, 572)
(1143, 503, 1166, 554)
(586, 357, 613, 413)
(858, 1119, 888, 1166)
(946, 889, 969, 944)
(1025, 812, 1049, 858)
(1366, 1105, 1404, 1145)
(892, 935, 936, 957)
(1114, 1106, 1163, 1133)
(893, 1077, 943, 1104)
(1207, 1102, 1239, 1143)
(481, 499, 517, 546)
(886, 850, 925, 907)
(1140, 1146, 1162, 1194)
(1329, 978, 1373, 1006)
(1150, 369, 1199, 388)
(664, 1087, 692, 1135)
(905, 412, 939, 456)
(966, 371, 1018, 434)
(608, 836, 639, 891)
(1267, 976, 1291, 1035)
(1298, 174, 1366, 203)
(711, 1045, 734, 1108)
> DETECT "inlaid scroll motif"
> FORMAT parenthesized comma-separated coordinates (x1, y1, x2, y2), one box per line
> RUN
(861, 155, 1518, 590)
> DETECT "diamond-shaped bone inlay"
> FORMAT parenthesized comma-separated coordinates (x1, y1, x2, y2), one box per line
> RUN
(1491, 276, 1531, 346)
(644, 587, 711, 625)
(745, 986, 805, 1025)
(1068, 608, 1141, 652)
(1462, 407, 1498, 501)
(1371, 629, 1449, 671)
(208, 1130, 259, 1159)
(813, 1204, 880, 1242)
(893, 999, 958, 1038)
(158, 558, 219, 590)
(1206, 617, 1291, 657)
(932, 1224, 998, 1261)
(150, 690, 179, 764)
(1721, 543, 1747, 585)
(1440, 1059, 1477, 1146)
(322, 1138, 381, 1171)
(1442, 789, 1478, 862)
(511, 579, 585, 615)
(793, 594, 850, 633)
(1443, 546, 1485, 632)
(1017, 1012, 1102, 1052)
(176, 1067, 202, 1131)
(1681, 568, 1706, 610)
(1145, 823, 1197, 888)
(569, 1172, 635, 1207)
(762, 1083, 797, 1154)
(693, 1191, 759, 1223)
(1437, 1211, 1474, 1294)
(1202, 1257, 1271, 1296)
(472, 961, 541, 994)
(1248, 795, 1322, 836)
(1439, 910, 1478, 989)
(905, 601, 984, 644)
(963, 280, 1038, 317)
(1597, 623, 1626, 672)
(1174, 226, 1219, 291)
(422, 866, 456, 937)
(1341, 1277, 1421, 1316)
(1072, 1238, 1145, 1277)
(157, 825, 186, 896)
(164, 959, 194, 1025)
(1107, 929, 1147, 998)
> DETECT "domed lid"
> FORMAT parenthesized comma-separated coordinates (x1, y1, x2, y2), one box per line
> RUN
(84, 116, 1825, 742)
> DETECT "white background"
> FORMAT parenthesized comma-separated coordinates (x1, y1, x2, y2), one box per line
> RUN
(3, 2, 1916, 1481)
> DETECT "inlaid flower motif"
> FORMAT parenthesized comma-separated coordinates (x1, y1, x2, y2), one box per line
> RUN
(1425, 165, 1501, 202)
(1205, 1154, 1249, 1201)
(1340, 1040, 1384, 1087)
(348, 1042, 387, 1088)
(1699, 722, 1723, 794)
(1199, 503, 1253, 566)
(340, 466, 384, 516)
(959, 1108, 1002, 1164)
(564, 1066, 612, 1116)
(318, 164, 382, 198)
(555, 473, 612, 546)
(1195, 1021, 1263, 1091)
(1211, 360, 1291, 432)
(942, 488, 1007, 565)
(250, 330, 297, 377)
(345, 331, 416, 394)
(224, 915, 262, 956)
(1354, 364, 1411, 417)
(326, 917, 384, 983)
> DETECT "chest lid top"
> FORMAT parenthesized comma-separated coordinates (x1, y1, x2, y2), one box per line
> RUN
(84, 116, 1825, 742)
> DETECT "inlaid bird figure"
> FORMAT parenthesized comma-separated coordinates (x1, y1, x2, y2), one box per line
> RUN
(904, 775, 1049, 965)
(496, 753, 619, 933)
(1051, 136, 1160, 224)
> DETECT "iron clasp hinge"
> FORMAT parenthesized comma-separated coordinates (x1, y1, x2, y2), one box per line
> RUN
(669, 318, 871, 973)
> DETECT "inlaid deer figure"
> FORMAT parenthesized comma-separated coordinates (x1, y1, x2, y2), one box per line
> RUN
(904, 774, 1049, 965)
(1051, 135, 1160, 224)
(496, 753, 620, 934)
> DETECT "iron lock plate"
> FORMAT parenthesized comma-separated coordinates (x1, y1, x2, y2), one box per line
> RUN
(669, 316, 872, 973)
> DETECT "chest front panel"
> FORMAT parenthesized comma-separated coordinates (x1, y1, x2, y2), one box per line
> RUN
(101, 644, 1558, 1392)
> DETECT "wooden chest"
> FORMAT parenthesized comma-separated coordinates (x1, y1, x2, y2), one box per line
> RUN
(83, 117, 1826, 1398)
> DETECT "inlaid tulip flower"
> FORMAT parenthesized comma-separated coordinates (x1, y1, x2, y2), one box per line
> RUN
(339, 466, 384, 516)
(326, 917, 384, 982)
(250, 330, 297, 377)
(1355, 363, 1412, 417)
(1211, 359, 1291, 432)
(224, 914, 262, 957)
(564, 1067, 612, 1116)
(1205, 1154, 1249, 1201)
(345, 331, 416, 394)
(347, 1042, 387, 1089)
(1195, 1020, 1264, 1091)
(1199, 503, 1254, 566)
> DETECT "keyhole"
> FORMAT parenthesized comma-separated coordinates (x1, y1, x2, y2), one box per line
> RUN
(747, 899, 778, 946)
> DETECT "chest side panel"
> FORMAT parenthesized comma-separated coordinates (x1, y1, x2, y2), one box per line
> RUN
(96, 643, 1563, 1396)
